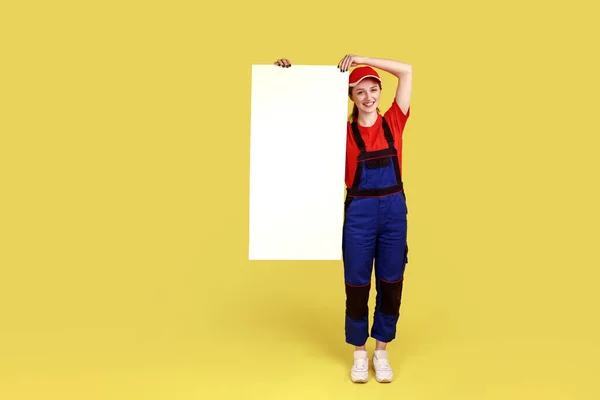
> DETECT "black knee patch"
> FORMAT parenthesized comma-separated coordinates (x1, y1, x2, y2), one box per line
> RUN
(345, 282, 370, 320)
(379, 279, 403, 316)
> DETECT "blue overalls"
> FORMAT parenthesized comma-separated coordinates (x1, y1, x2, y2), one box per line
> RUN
(342, 116, 409, 346)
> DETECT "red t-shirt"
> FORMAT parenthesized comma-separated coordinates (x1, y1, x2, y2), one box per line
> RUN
(345, 101, 410, 188)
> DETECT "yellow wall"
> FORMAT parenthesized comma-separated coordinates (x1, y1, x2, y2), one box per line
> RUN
(1, 0, 599, 399)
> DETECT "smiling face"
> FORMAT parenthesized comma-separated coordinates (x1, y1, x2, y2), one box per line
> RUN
(350, 78, 382, 116)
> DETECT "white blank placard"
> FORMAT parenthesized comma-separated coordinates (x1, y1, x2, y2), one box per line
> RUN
(249, 64, 349, 260)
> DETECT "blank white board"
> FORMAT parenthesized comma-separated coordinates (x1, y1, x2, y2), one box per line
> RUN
(249, 64, 349, 260)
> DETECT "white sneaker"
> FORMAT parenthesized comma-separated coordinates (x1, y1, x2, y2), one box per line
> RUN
(372, 350, 393, 383)
(350, 350, 369, 383)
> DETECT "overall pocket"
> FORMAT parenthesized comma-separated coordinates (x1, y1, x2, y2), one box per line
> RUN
(365, 157, 390, 169)
(360, 157, 398, 189)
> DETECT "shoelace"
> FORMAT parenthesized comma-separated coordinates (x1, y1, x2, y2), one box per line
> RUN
(375, 358, 391, 371)
(353, 358, 368, 370)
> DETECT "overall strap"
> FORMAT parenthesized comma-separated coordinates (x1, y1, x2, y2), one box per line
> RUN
(350, 121, 366, 154)
(382, 117, 394, 148)
(382, 117, 402, 186)
(351, 117, 394, 152)
(380, 116, 402, 185)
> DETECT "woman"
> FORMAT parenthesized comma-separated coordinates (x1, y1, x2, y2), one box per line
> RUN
(275, 54, 412, 383)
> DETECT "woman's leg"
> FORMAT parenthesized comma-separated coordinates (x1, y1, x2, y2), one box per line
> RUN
(370, 192, 408, 383)
(342, 197, 378, 347)
(371, 192, 408, 343)
(375, 340, 388, 351)
(342, 197, 378, 382)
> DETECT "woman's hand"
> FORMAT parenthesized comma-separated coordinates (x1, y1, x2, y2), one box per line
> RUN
(338, 54, 364, 72)
(274, 58, 292, 68)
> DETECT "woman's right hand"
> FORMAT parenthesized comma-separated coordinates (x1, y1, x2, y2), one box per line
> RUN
(274, 58, 292, 68)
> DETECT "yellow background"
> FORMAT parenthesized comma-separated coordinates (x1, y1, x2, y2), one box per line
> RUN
(1, 0, 599, 399)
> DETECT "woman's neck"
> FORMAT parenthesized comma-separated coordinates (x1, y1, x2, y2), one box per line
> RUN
(357, 111, 378, 127)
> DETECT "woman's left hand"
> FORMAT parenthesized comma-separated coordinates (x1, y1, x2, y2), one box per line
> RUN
(338, 54, 363, 72)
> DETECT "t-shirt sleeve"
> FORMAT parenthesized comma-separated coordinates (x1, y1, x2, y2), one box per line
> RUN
(383, 100, 410, 142)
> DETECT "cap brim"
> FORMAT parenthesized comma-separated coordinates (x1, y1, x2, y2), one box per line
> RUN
(348, 75, 382, 87)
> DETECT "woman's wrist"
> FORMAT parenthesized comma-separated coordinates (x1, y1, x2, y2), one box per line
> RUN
(356, 56, 372, 66)
(360, 57, 411, 77)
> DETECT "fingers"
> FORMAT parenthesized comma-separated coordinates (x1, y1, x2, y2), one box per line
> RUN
(337, 54, 353, 72)
(274, 58, 291, 68)
(345, 56, 353, 71)
(337, 55, 347, 71)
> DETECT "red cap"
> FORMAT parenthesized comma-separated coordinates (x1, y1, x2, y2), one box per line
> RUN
(349, 66, 381, 87)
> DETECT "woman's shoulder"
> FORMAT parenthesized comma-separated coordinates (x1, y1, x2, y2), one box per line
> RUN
(383, 100, 410, 121)
(382, 101, 410, 139)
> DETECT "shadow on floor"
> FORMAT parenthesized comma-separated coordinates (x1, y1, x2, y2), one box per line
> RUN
(248, 291, 350, 366)
(232, 269, 438, 368)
